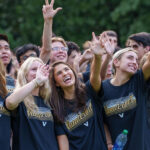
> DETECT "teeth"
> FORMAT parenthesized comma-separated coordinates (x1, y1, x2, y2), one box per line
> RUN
(63, 76, 71, 82)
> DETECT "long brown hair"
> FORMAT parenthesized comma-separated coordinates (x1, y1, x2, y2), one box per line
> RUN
(0, 59, 8, 98)
(49, 61, 86, 123)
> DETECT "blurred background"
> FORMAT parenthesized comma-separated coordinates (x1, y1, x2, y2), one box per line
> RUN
(0, 0, 150, 50)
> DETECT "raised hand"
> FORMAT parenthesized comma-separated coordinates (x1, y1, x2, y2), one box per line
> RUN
(42, 0, 62, 20)
(35, 64, 50, 86)
(90, 32, 106, 56)
(100, 32, 115, 56)
(81, 49, 93, 61)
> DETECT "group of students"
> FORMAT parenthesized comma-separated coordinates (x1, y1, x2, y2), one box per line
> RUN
(1, 0, 150, 150)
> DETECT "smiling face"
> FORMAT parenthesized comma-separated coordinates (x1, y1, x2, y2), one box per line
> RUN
(50, 41, 68, 63)
(26, 61, 42, 83)
(54, 63, 75, 90)
(115, 51, 138, 75)
(0, 40, 11, 66)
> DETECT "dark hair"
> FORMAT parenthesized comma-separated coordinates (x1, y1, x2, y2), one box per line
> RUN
(66, 41, 80, 56)
(15, 43, 40, 63)
(129, 32, 150, 47)
(106, 30, 118, 38)
(0, 59, 8, 98)
(0, 34, 9, 42)
(49, 61, 86, 123)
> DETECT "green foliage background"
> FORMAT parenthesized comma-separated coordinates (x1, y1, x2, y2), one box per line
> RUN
(0, 0, 150, 51)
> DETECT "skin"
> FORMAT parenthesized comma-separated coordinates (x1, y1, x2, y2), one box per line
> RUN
(0, 40, 11, 67)
(112, 51, 138, 86)
(20, 50, 37, 66)
(50, 42, 68, 63)
(67, 50, 81, 67)
(127, 39, 148, 61)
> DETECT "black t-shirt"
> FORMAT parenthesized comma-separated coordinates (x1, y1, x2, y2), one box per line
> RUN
(100, 70, 150, 150)
(146, 79, 150, 128)
(55, 81, 107, 150)
(11, 96, 58, 150)
(0, 96, 11, 150)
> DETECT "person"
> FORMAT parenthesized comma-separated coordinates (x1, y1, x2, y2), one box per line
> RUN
(140, 52, 150, 129)
(0, 59, 11, 150)
(5, 57, 58, 150)
(49, 32, 107, 150)
(99, 47, 150, 150)
(0, 34, 15, 92)
(40, 0, 62, 64)
(67, 41, 81, 68)
(15, 43, 40, 66)
(126, 32, 150, 61)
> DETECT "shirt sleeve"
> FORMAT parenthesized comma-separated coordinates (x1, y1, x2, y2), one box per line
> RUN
(55, 122, 66, 136)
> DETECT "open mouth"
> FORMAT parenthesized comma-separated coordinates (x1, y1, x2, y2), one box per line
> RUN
(63, 75, 71, 83)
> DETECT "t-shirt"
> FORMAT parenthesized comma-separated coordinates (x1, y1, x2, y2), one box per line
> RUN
(100, 70, 150, 150)
(0, 96, 11, 150)
(55, 81, 107, 150)
(6, 76, 15, 92)
(11, 96, 58, 150)
(146, 79, 150, 128)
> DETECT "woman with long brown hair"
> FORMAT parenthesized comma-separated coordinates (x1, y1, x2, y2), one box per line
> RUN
(0, 59, 11, 150)
(49, 33, 107, 150)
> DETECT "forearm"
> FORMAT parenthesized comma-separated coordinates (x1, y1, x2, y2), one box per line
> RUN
(6, 79, 38, 110)
(90, 54, 102, 92)
(57, 135, 69, 150)
(101, 54, 111, 80)
(40, 19, 52, 63)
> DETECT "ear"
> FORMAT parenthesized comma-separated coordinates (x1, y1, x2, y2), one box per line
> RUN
(113, 59, 120, 68)
(144, 46, 150, 53)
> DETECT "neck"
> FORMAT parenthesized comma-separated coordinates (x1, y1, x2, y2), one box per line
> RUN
(111, 70, 131, 86)
(63, 85, 75, 100)
(31, 88, 39, 96)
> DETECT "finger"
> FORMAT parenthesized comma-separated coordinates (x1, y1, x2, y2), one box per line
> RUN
(50, 0, 54, 6)
(45, 0, 49, 5)
(55, 7, 62, 13)
(92, 32, 97, 41)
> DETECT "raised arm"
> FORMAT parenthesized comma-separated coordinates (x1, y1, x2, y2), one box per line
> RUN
(40, 0, 62, 63)
(100, 32, 115, 80)
(142, 51, 150, 81)
(6, 64, 49, 110)
(90, 32, 105, 92)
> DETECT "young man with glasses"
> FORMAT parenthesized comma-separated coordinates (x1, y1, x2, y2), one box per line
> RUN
(15, 43, 40, 66)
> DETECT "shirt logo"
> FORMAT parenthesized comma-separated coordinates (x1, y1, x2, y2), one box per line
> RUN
(27, 107, 53, 121)
(0, 101, 10, 116)
(65, 100, 93, 131)
(104, 93, 137, 117)
(84, 121, 89, 127)
(42, 121, 47, 127)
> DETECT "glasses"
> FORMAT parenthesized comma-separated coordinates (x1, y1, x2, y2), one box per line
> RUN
(22, 53, 37, 61)
(52, 47, 68, 51)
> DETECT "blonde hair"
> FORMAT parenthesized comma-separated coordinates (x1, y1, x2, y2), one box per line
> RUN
(112, 47, 138, 74)
(15, 57, 51, 111)
(52, 37, 67, 47)
(0, 59, 8, 98)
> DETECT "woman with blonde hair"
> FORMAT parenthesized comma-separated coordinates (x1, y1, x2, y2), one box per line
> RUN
(0, 59, 11, 150)
(6, 57, 58, 150)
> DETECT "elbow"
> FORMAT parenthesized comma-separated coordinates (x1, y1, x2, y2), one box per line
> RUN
(5, 97, 18, 110)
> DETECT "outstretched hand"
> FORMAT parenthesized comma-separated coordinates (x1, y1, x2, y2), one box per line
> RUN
(35, 64, 50, 86)
(90, 32, 106, 56)
(43, 0, 62, 20)
(100, 32, 115, 56)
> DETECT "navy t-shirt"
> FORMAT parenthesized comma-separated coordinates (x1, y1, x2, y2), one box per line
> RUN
(0, 96, 11, 150)
(55, 81, 107, 150)
(100, 70, 150, 150)
(11, 96, 58, 150)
